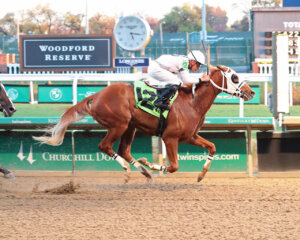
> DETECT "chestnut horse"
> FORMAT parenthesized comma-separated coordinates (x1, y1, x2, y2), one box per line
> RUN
(0, 82, 16, 179)
(0, 82, 16, 117)
(33, 65, 255, 182)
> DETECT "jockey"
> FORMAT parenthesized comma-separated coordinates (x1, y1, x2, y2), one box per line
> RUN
(148, 50, 210, 110)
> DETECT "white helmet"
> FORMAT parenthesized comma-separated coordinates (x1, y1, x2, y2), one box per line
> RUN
(187, 50, 205, 65)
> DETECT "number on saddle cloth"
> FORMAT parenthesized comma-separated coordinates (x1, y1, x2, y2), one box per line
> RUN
(134, 80, 177, 118)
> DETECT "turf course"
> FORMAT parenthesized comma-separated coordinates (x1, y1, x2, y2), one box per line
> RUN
(6, 103, 300, 118)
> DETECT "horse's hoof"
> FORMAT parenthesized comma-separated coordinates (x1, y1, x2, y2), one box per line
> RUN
(123, 161, 131, 171)
(137, 157, 148, 166)
(4, 173, 15, 179)
(197, 175, 203, 182)
(138, 166, 152, 180)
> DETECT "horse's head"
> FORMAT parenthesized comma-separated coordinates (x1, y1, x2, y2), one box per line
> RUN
(210, 65, 255, 101)
(0, 83, 16, 117)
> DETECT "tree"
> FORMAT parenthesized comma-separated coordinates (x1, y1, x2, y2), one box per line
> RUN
(160, 3, 228, 33)
(145, 16, 160, 33)
(63, 12, 84, 34)
(25, 4, 57, 34)
(230, 16, 249, 31)
(162, 3, 202, 33)
(206, 6, 228, 32)
(0, 13, 17, 35)
(89, 13, 115, 34)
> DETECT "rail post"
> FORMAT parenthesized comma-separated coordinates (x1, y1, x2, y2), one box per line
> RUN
(246, 125, 253, 177)
(72, 76, 78, 105)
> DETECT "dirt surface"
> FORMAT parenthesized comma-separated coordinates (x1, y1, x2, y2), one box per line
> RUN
(1, 174, 300, 240)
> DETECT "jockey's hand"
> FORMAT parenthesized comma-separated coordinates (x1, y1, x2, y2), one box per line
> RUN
(199, 73, 210, 83)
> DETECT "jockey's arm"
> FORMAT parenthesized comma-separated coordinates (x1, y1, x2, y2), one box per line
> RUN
(179, 70, 199, 85)
(179, 71, 209, 85)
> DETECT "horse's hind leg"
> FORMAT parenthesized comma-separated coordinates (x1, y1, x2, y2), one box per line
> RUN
(118, 125, 152, 182)
(98, 127, 130, 176)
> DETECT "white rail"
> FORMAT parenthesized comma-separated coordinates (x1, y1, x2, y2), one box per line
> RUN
(258, 62, 300, 76)
(0, 73, 299, 109)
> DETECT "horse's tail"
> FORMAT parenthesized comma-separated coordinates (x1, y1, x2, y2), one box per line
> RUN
(33, 95, 94, 146)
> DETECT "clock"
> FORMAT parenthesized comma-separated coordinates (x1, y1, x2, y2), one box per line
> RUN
(113, 15, 152, 51)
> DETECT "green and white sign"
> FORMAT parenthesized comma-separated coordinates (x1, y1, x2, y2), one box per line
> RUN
(77, 85, 105, 101)
(0, 131, 152, 171)
(38, 85, 72, 103)
(37, 85, 105, 103)
(177, 132, 247, 172)
(5, 85, 30, 103)
(214, 86, 260, 104)
(0, 131, 73, 171)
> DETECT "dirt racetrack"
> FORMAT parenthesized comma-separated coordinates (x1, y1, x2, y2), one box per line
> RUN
(0, 173, 300, 240)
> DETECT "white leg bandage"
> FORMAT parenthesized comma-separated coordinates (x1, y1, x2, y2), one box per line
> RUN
(150, 164, 167, 172)
(112, 153, 127, 170)
(129, 159, 140, 168)
(204, 155, 214, 169)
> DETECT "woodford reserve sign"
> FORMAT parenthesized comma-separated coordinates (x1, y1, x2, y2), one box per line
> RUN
(19, 35, 115, 72)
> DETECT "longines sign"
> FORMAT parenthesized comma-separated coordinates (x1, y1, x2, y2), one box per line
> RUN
(19, 35, 115, 72)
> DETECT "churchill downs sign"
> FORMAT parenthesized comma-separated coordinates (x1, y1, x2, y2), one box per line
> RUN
(19, 35, 115, 72)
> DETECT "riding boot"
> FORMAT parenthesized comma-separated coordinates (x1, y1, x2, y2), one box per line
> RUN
(154, 84, 180, 110)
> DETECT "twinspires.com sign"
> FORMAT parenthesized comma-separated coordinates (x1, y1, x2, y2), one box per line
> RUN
(19, 35, 115, 71)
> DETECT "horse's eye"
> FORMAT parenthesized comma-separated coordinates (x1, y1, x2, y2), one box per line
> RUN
(231, 74, 238, 84)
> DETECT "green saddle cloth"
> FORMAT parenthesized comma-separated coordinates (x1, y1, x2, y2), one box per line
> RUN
(134, 80, 178, 118)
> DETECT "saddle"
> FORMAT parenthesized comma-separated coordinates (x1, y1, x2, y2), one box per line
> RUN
(134, 80, 178, 137)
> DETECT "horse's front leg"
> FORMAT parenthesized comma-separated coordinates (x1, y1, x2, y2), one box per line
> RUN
(187, 134, 216, 182)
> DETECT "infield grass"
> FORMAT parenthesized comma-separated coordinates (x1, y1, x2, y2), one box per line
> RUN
(9, 103, 300, 118)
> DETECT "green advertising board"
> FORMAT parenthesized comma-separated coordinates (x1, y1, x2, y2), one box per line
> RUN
(214, 86, 260, 104)
(37, 85, 105, 103)
(177, 132, 247, 172)
(0, 131, 73, 171)
(0, 131, 246, 172)
(77, 85, 105, 101)
(5, 85, 30, 103)
(0, 131, 152, 171)
(38, 85, 73, 103)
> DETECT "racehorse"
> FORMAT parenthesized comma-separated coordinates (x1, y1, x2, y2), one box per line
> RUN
(33, 65, 255, 182)
(0, 82, 16, 117)
(0, 82, 16, 179)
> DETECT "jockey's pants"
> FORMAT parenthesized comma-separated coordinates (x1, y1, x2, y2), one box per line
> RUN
(148, 61, 182, 86)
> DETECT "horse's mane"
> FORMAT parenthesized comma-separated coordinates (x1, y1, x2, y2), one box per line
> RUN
(179, 65, 220, 94)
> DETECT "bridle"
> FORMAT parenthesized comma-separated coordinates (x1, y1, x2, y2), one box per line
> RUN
(209, 67, 251, 101)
